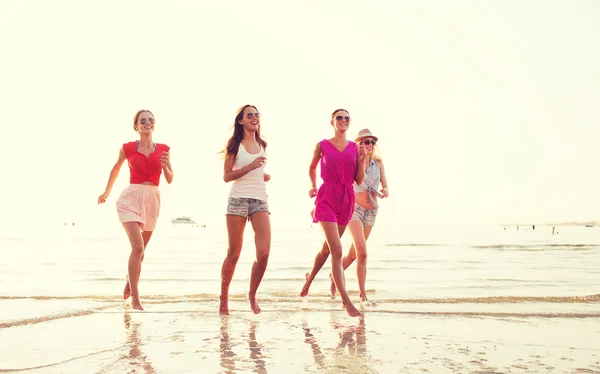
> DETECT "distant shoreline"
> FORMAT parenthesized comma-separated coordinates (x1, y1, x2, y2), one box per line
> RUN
(501, 222, 596, 227)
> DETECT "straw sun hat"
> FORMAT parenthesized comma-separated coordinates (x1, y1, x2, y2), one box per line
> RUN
(355, 128, 379, 143)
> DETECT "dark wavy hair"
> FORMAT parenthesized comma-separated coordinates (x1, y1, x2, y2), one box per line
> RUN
(220, 104, 267, 158)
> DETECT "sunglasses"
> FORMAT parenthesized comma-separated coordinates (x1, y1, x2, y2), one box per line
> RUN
(362, 140, 376, 145)
(139, 118, 155, 125)
(246, 112, 260, 119)
(335, 115, 351, 121)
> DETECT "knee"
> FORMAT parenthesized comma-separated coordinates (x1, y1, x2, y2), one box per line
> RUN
(226, 248, 241, 263)
(329, 245, 343, 260)
(348, 249, 357, 261)
(256, 250, 270, 264)
(131, 244, 144, 257)
(356, 250, 367, 263)
(319, 243, 330, 255)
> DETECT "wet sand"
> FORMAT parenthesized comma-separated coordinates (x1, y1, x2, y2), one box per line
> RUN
(1, 297, 600, 373)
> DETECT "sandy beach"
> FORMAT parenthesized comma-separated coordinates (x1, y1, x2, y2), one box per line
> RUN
(1, 223, 600, 373)
(2, 296, 600, 373)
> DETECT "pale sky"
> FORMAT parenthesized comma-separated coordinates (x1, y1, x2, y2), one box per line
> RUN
(1, 0, 599, 231)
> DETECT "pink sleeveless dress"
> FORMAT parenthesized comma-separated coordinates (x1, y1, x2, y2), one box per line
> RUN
(313, 139, 358, 225)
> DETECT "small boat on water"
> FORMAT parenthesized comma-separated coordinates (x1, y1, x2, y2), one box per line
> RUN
(171, 216, 197, 224)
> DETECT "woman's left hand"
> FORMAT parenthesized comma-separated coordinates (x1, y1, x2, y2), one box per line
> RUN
(160, 151, 170, 168)
(380, 187, 389, 198)
(264, 173, 271, 182)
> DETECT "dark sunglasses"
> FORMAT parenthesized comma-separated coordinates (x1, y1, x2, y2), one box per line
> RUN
(335, 115, 350, 121)
(362, 140, 376, 145)
(139, 118, 155, 125)
(246, 112, 260, 119)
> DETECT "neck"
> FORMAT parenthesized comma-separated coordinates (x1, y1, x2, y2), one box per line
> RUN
(333, 131, 347, 141)
(138, 133, 153, 146)
(243, 130, 257, 143)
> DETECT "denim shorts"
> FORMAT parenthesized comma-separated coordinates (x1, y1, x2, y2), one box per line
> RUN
(349, 204, 378, 227)
(226, 197, 269, 219)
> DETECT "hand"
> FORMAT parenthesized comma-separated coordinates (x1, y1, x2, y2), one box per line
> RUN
(358, 145, 366, 161)
(248, 156, 267, 170)
(159, 151, 170, 168)
(309, 187, 318, 198)
(264, 173, 271, 182)
(380, 187, 389, 198)
(98, 192, 109, 204)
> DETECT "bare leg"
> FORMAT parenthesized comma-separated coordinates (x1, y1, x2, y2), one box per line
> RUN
(300, 241, 330, 297)
(330, 241, 358, 296)
(124, 230, 153, 300)
(248, 212, 271, 314)
(220, 215, 247, 315)
(347, 222, 372, 302)
(320, 222, 361, 317)
(122, 222, 146, 310)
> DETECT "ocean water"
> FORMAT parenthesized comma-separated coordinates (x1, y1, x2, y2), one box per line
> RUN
(1, 221, 599, 373)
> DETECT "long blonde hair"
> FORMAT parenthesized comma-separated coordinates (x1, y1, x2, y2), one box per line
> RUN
(356, 138, 382, 162)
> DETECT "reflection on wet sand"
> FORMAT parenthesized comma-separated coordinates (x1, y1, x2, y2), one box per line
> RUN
(302, 318, 325, 367)
(219, 316, 237, 374)
(302, 314, 369, 371)
(122, 308, 156, 373)
(248, 320, 267, 373)
(336, 317, 367, 357)
(220, 317, 268, 373)
(330, 315, 373, 373)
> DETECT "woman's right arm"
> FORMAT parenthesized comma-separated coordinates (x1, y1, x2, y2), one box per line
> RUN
(308, 143, 321, 198)
(223, 153, 266, 183)
(97, 148, 126, 204)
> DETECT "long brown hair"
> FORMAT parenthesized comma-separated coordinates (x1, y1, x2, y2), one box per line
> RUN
(220, 104, 267, 158)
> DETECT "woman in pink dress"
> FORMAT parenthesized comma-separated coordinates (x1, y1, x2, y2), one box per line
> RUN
(302, 109, 366, 317)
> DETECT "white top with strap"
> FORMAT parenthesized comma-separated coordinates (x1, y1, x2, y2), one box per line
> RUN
(229, 144, 268, 201)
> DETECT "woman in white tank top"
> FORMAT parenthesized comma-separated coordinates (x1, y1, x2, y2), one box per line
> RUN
(218, 104, 271, 315)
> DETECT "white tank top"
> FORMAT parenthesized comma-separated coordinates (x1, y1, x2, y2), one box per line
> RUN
(229, 143, 268, 201)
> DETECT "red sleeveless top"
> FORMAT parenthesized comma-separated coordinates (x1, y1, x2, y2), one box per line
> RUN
(123, 141, 170, 186)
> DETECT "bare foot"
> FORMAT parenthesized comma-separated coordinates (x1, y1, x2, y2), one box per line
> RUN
(300, 272, 311, 298)
(131, 296, 144, 311)
(329, 273, 337, 296)
(359, 293, 368, 303)
(249, 294, 261, 314)
(123, 275, 131, 300)
(219, 295, 229, 315)
(343, 302, 362, 317)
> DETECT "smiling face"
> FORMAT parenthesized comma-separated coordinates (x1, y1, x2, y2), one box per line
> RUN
(134, 110, 155, 134)
(358, 137, 376, 155)
(331, 110, 351, 132)
(238, 106, 260, 132)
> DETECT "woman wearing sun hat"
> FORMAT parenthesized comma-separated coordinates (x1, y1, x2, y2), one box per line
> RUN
(330, 128, 389, 302)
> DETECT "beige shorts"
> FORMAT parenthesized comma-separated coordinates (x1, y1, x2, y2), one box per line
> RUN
(350, 204, 378, 227)
(116, 184, 161, 231)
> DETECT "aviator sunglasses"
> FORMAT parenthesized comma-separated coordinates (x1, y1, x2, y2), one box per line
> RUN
(246, 112, 260, 119)
(335, 115, 351, 121)
(362, 139, 377, 145)
(139, 118, 155, 125)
